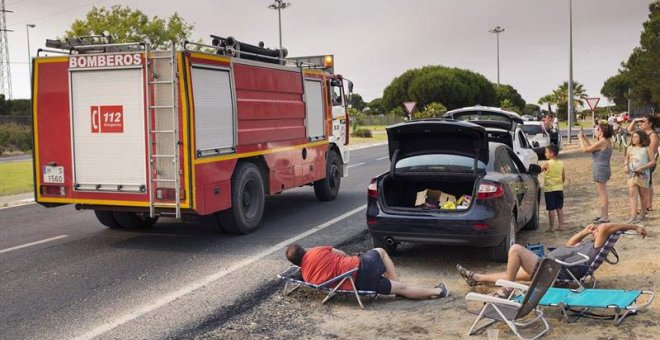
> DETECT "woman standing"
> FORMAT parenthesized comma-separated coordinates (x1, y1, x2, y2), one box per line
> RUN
(578, 122, 613, 223)
(624, 131, 655, 223)
(627, 115, 659, 211)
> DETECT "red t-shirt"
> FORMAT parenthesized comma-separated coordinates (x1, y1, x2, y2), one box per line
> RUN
(301, 246, 360, 290)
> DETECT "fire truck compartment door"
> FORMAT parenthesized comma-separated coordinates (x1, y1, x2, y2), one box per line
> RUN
(191, 66, 235, 156)
(304, 79, 325, 141)
(70, 69, 146, 192)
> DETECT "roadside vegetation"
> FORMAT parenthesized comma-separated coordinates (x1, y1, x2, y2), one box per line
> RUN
(0, 160, 33, 196)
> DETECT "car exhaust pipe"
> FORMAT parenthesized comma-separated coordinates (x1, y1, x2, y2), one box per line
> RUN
(385, 237, 396, 246)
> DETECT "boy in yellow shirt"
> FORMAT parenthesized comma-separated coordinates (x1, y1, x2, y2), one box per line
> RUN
(541, 144, 565, 231)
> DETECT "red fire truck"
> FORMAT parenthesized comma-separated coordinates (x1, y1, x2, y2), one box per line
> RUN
(31, 35, 351, 234)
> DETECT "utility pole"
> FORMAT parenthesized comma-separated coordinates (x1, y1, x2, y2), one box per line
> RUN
(567, 0, 574, 143)
(26, 24, 35, 86)
(0, 0, 13, 99)
(489, 25, 505, 87)
(268, 0, 291, 60)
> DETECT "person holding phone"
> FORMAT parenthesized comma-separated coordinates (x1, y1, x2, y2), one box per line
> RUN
(579, 122, 613, 223)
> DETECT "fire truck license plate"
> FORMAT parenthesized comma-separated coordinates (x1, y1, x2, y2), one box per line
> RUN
(43, 166, 64, 183)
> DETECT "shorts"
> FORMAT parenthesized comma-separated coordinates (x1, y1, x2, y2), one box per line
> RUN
(532, 258, 588, 280)
(355, 249, 392, 294)
(592, 168, 611, 183)
(544, 191, 564, 210)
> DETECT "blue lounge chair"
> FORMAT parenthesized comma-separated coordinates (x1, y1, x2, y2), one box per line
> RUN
(277, 265, 377, 309)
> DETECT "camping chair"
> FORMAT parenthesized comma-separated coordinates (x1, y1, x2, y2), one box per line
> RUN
(553, 231, 623, 290)
(512, 255, 655, 325)
(277, 266, 377, 309)
(465, 258, 562, 340)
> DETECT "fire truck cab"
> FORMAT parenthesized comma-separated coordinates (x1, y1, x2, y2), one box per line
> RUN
(31, 35, 351, 234)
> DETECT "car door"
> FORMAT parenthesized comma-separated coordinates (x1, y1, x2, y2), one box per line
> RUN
(513, 128, 538, 168)
(494, 148, 526, 227)
(507, 148, 537, 225)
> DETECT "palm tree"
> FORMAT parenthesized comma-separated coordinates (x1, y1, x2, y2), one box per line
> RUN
(538, 81, 588, 120)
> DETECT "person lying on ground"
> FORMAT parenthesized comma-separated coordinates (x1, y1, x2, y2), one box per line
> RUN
(456, 223, 647, 297)
(285, 244, 448, 299)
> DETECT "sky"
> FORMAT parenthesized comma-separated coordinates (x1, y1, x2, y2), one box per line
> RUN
(2, 0, 653, 107)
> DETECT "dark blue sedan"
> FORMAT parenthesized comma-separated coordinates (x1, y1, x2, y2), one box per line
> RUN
(366, 120, 541, 262)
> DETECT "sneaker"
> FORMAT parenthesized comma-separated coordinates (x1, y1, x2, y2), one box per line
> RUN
(435, 282, 449, 298)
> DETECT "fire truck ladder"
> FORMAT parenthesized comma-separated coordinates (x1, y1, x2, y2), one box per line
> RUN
(145, 44, 181, 218)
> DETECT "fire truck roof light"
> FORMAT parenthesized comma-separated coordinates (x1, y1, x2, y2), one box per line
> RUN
(324, 55, 333, 67)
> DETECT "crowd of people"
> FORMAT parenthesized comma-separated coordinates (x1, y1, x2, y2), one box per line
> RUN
(282, 113, 657, 302)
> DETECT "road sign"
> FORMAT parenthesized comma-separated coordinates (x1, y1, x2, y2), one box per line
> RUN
(585, 97, 600, 111)
(403, 101, 417, 116)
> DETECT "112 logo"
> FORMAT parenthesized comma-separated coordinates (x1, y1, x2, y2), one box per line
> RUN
(91, 105, 124, 133)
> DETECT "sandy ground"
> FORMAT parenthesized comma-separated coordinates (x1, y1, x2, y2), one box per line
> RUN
(199, 144, 659, 340)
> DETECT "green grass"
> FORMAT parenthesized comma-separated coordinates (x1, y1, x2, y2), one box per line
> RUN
(350, 133, 388, 145)
(0, 160, 33, 196)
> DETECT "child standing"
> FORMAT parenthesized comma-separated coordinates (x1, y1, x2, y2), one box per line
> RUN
(541, 144, 565, 231)
(624, 131, 655, 223)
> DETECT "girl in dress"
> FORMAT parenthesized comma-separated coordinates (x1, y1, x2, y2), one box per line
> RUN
(624, 131, 656, 222)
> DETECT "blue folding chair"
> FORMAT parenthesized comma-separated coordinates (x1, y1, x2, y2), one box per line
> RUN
(278, 266, 377, 309)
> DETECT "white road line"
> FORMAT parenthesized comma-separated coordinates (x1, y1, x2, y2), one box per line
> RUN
(74, 204, 368, 340)
(0, 235, 68, 255)
(377, 156, 389, 161)
(348, 162, 365, 168)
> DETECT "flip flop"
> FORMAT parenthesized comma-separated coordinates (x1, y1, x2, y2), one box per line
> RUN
(456, 264, 479, 287)
(490, 287, 514, 299)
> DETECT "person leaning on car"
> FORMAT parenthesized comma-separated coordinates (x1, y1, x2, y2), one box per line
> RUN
(285, 244, 448, 299)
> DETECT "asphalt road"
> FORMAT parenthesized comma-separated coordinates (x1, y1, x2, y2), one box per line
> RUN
(0, 154, 31, 164)
(0, 143, 390, 340)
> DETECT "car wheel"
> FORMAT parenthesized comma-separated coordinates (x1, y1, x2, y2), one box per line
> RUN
(314, 150, 341, 201)
(113, 212, 159, 229)
(371, 235, 397, 254)
(523, 195, 540, 230)
(489, 215, 517, 262)
(219, 162, 265, 234)
(94, 210, 122, 229)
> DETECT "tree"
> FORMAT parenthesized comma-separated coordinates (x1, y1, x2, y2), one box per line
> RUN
(601, 72, 631, 112)
(382, 65, 496, 113)
(366, 98, 385, 115)
(522, 104, 541, 117)
(499, 99, 519, 113)
(64, 6, 194, 49)
(413, 102, 447, 119)
(349, 93, 367, 111)
(538, 81, 588, 120)
(494, 84, 526, 111)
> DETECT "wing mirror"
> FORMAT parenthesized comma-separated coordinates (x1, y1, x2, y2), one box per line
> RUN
(528, 164, 542, 175)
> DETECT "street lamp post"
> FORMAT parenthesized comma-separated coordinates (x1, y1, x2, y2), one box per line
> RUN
(489, 25, 505, 87)
(567, 0, 574, 143)
(268, 0, 291, 59)
(26, 24, 35, 84)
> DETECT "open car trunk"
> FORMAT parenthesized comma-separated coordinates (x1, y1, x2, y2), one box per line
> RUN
(381, 173, 479, 211)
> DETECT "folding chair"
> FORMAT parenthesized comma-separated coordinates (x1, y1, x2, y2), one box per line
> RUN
(277, 266, 377, 309)
(529, 287, 655, 325)
(465, 258, 562, 340)
(553, 231, 623, 290)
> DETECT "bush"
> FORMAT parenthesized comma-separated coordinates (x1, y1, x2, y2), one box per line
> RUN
(0, 122, 32, 152)
(351, 128, 372, 138)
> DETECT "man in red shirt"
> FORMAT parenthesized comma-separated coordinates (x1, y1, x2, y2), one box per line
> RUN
(285, 244, 448, 299)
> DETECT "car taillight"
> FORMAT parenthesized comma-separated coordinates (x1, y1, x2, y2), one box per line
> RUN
(368, 178, 378, 198)
(477, 181, 504, 199)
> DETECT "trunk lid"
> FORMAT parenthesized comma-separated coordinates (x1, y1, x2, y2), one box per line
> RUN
(386, 120, 489, 164)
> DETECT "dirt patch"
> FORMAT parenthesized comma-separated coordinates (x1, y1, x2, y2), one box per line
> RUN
(197, 145, 659, 339)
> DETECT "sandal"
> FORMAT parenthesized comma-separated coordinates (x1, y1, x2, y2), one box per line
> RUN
(435, 282, 449, 298)
(456, 264, 479, 287)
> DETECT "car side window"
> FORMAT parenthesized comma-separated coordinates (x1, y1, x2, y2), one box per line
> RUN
(507, 149, 526, 173)
(495, 149, 518, 174)
(518, 130, 529, 148)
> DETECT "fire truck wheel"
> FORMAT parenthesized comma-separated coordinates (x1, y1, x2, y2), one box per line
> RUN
(94, 210, 123, 229)
(219, 162, 265, 234)
(113, 212, 159, 230)
(314, 150, 341, 201)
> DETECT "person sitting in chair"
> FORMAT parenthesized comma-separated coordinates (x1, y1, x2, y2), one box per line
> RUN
(456, 223, 647, 297)
(285, 244, 448, 299)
